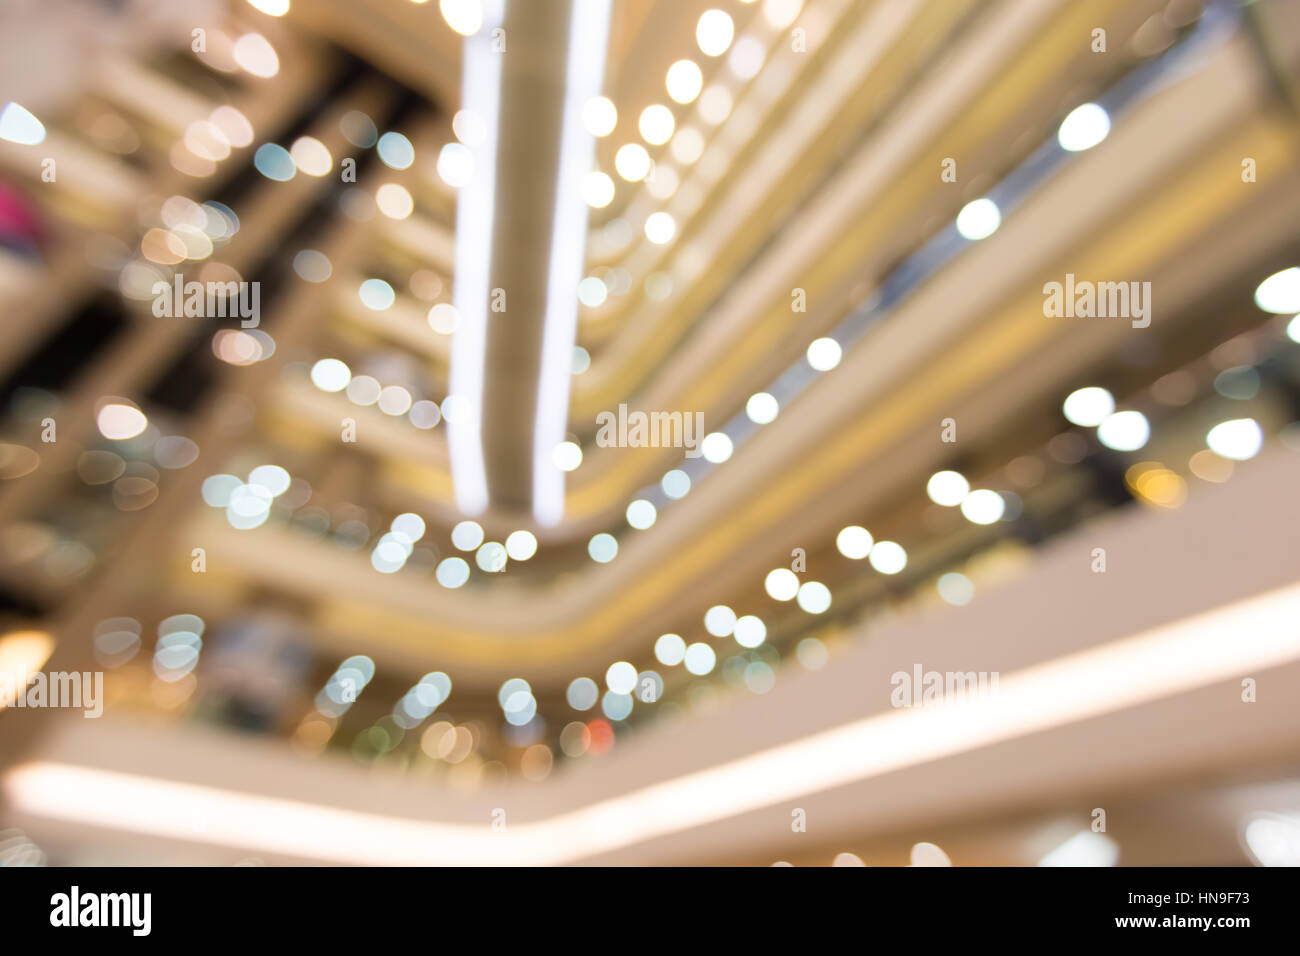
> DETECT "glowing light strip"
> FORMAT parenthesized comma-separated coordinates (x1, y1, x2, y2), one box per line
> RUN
(447, 0, 506, 516)
(9, 581, 1300, 864)
(532, 0, 611, 526)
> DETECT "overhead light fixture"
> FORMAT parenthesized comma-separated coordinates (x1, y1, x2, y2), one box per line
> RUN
(446, 0, 506, 516)
(531, 0, 612, 526)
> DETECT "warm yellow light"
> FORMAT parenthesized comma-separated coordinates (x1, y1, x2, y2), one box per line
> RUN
(0, 630, 55, 709)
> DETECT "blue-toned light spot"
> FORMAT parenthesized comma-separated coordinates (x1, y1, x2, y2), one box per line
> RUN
(253, 143, 296, 181)
(359, 278, 395, 310)
(377, 131, 414, 170)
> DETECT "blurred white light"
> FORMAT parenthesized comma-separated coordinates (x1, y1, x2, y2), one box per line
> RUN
(765, 568, 799, 601)
(232, 33, 279, 77)
(553, 441, 582, 472)
(698, 85, 732, 125)
(615, 143, 651, 181)
(655, 633, 686, 666)
(451, 520, 484, 550)
(375, 183, 414, 220)
(1057, 103, 1110, 152)
(602, 691, 633, 721)
(476, 541, 507, 572)
(926, 470, 969, 507)
(588, 533, 618, 563)
(572, 346, 591, 374)
(763, 0, 803, 30)
(376, 132, 414, 170)
(661, 469, 691, 499)
(1254, 267, 1300, 314)
(96, 404, 147, 440)
(452, 109, 487, 147)
(836, 526, 873, 560)
(683, 642, 716, 675)
(729, 35, 765, 79)
(435, 557, 470, 588)
(644, 212, 677, 244)
(247, 0, 290, 15)
(701, 432, 733, 463)
(1038, 831, 1120, 867)
(505, 530, 538, 561)
(498, 678, 530, 709)
(248, 464, 290, 497)
(566, 677, 598, 711)
(185, 120, 230, 162)
(669, 127, 704, 165)
(201, 475, 241, 508)
(441, 393, 469, 426)
(290, 136, 331, 176)
(437, 142, 474, 188)
(0, 102, 45, 145)
(704, 605, 736, 637)
(346, 375, 380, 406)
(428, 303, 461, 334)
(937, 572, 975, 606)
(956, 198, 1000, 240)
(733, 615, 766, 648)
(806, 337, 842, 371)
(440, 0, 483, 35)
(639, 105, 675, 145)
(583, 96, 617, 137)
(410, 400, 442, 429)
(910, 842, 952, 867)
(746, 392, 779, 424)
(1097, 410, 1150, 452)
(868, 541, 907, 574)
(666, 60, 704, 103)
(1206, 418, 1263, 461)
(796, 582, 831, 614)
(960, 489, 1005, 525)
(696, 9, 734, 56)
(359, 278, 395, 310)
(1242, 814, 1300, 867)
(391, 513, 426, 541)
(583, 170, 615, 208)
(1062, 386, 1115, 427)
(578, 276, 608, 307)
(294, 249, 331, 282)
(530, 0, 611, 528)
(210, 106, 254, 148)
(626, 499, 657, 530)
(606, 661, 637, 694)
(561, 681, 595, 712)
(646, 163, 680, 198)
(378, 385, 412, 416)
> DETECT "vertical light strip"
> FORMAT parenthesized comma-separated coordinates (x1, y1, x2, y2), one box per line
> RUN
(447, 0, 506, 516)
(532, 0, 612, 526)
